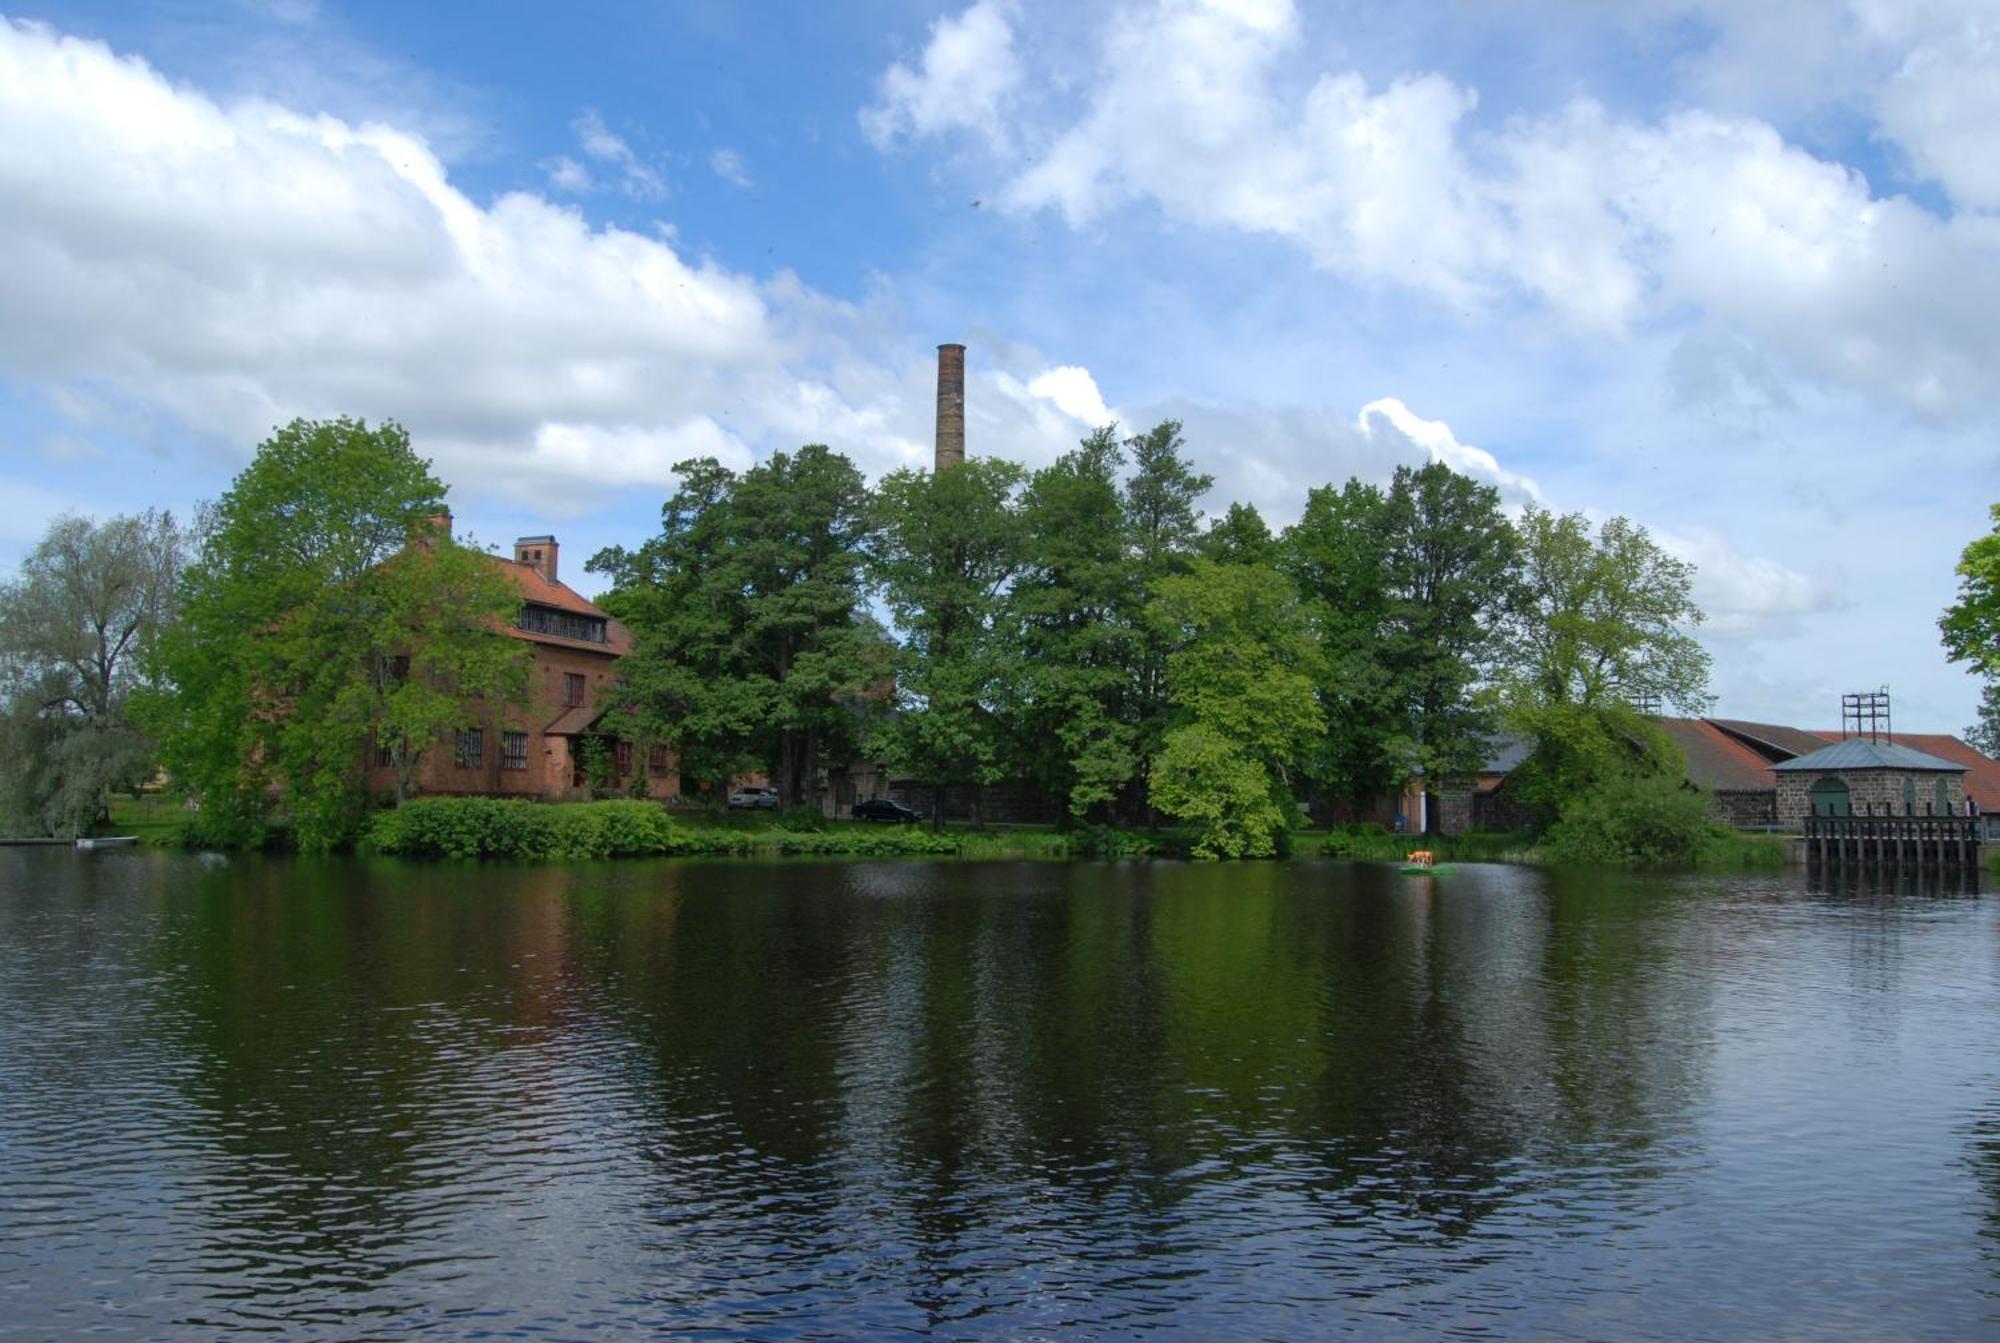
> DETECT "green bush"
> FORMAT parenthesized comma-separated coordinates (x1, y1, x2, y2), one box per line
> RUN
(1539, 774, 1723, 868)
(775, 807, 828, 833)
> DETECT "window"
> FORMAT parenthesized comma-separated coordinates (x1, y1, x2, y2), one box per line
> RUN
(615, 740, 633, 776)
(501, 731, 528, 771)
(1904, 776, 1918, 814)
(374, 741, 397, 768)
(563, 673, 586, 707)
(1937, 777, 1953, 815)
(518, 604, 608, 644)
(1809, 776, 1850, 817)
(374, 654, 411, 689)
(454, 727, 483, 769)
(648, 745, 670, 776)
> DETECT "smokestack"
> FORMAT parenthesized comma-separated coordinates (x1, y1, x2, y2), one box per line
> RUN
(935, 342, 965, 471)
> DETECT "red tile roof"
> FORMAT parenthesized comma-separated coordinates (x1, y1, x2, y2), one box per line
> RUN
(1656, 718, 1781, 791)
(488, 556, 631, 655)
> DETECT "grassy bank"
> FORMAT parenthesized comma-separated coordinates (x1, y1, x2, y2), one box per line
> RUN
(107, 794, 1795, 870)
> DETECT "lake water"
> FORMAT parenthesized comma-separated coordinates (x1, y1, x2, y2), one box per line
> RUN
(1, 850, 1995, 1340)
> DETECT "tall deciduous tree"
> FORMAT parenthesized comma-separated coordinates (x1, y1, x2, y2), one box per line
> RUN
(871, 457, 1026, 828)
(144, 418, 530, 850)
(1280, 480, 1403, 816)
(0, 510, 185, 835)
(1379, 462, 1518, 830)
(591, 445, 889, 810)
(1498, 504, 1712, 816)
(1008, 428, 1137, 821)
(1122, 420, 1213, 819)
(1147, 558, 1323, 857)
(1941, 503, 2000, 752)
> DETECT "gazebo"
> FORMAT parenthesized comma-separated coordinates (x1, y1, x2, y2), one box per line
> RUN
(1772, 738, 1968, 820)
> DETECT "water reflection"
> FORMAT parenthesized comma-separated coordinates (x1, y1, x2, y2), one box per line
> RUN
(0, 851, 1994, 1338)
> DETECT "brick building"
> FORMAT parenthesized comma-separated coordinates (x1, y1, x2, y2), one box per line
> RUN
(363, 530, 673, 803)
(1772, 738, 1966, 821)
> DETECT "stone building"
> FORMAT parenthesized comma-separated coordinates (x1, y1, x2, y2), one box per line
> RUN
(1772, 738, 1966, 821)
(363, 528, 669, 803)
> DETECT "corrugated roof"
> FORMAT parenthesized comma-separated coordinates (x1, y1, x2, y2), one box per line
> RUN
(1706, 718, 1834, 761)
(1655, 718, 1777, 791)
(1772, 738, 1965, 772)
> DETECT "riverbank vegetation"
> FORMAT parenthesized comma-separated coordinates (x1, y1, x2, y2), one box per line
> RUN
(1, 412, 1841, 867)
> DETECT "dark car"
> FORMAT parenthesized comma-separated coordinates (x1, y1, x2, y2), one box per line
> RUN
(852, 797, 923, 824)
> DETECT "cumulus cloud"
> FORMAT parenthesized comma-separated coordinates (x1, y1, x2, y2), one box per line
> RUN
(861, 0, 1021, 150)
(1026, 365, 1113, 427)
(1356, 397, 1542, 504)
(880, 0, 2000, 420)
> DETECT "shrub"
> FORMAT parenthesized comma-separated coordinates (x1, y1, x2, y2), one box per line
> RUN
(775, 807, 828, 833)
(1539, 774, 1722, 868)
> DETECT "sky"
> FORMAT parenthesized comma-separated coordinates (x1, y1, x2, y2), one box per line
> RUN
(0, 0, 1995, 730)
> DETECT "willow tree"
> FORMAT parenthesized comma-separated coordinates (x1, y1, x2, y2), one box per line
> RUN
(0, 510, 184, 836)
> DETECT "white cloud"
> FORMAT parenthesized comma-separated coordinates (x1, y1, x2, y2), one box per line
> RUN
(708, 147, 752, 189)
(922, 0, 2000, 420)
(1025, 365, 1113, 427)
(1652, 525, 1834, 638)
(543, 154, 591, 193)
(1356, 397, 1542, 504)
(570, 108, 663, 199)
(861, 0, 1021, 150)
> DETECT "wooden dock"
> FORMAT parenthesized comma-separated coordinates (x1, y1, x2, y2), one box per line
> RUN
(1803, 813, 1983, 872)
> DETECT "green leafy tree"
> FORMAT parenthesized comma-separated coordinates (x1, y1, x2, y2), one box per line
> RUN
(1378, 462, 1518, 831)
(871, 457, 1026, 828)
(1280, 480, 1403, 817)
(1941, 504, 2000, 753)
(0, 510, 185, 835)
(592, 446, 889, 813)
(1498, 504, 1712, 819)
(143, 418, 530, 851)
(1122, 420, 1214, 819)
(1007, 428, 1138, 820)
(1147, 559, 1323, 857)
(1200, 502, 1279, 567)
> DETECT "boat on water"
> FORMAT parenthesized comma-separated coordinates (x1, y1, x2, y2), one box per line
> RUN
(75, 836, 138, 850)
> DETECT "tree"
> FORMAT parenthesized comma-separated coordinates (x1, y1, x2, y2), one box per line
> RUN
(1147, 559, 1323, 857)
(1378, 462, 1518, 831)
(0, 510, 184, 835)
(1280, 480, 1404, 817)
(143, 418, 530, 851)
(591, 446, 889, 812)
(1497, 504, 1712, 818)
(871, 457, 1026, 828)
(1122, 420, 1214, 820)
(1941, 503, 2000, 753)
(1007, 428, 1138, 821)
(1200, 502, 1279, 567)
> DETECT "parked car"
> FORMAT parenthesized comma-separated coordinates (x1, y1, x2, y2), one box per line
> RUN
(727, 786, 780, 811)
(852, 796, 923, 824)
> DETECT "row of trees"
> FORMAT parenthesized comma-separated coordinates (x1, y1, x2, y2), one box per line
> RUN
(590, 421, 1712, 855)
(0, 415, 1713, 855)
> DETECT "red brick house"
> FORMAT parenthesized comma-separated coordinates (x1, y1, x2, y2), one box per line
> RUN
(363, 529, 674, 803)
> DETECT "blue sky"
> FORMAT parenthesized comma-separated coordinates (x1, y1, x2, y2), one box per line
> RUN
(1, 0, 1996, 729)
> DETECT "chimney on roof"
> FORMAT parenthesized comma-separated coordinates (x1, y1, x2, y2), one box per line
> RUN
(935, 342, 965, 472)
(514, 535, 558, 583)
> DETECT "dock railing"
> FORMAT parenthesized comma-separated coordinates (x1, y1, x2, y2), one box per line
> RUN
(1802, 810, 1982, 871)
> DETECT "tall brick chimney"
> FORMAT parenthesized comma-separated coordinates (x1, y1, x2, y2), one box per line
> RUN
(514, 534, 558, 583)
(935, 342, 965, 471)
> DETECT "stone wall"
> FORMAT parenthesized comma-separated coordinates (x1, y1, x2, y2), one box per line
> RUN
(1774, 769, 1965, 822)
(1712, 789, 1776, 828)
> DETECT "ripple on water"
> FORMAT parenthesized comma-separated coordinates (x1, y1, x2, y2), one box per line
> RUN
(0, 853, 1996, 1339)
